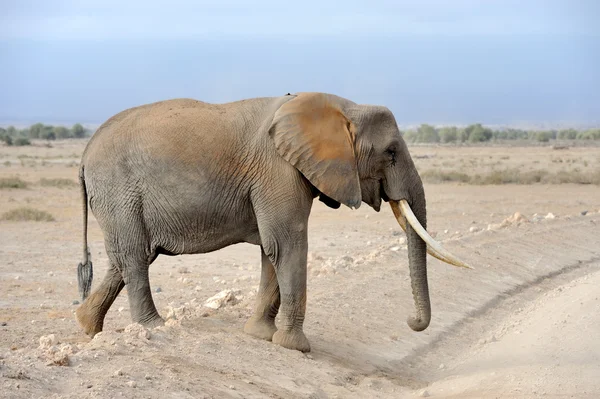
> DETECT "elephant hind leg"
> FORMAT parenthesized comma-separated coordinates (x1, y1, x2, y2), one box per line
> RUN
(244, 247, 280, 341)
(76, 262, 124, 336)
(115, 248, 164, 329)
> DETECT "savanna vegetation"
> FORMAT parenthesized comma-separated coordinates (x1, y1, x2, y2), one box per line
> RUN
(0, 123, 91, 146)
(403, 124, 600, 143)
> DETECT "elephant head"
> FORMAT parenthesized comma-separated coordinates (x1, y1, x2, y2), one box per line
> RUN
(270, 92, 470, 332)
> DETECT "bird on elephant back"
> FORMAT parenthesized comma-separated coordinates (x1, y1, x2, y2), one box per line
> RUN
(75, 92, 471, 352)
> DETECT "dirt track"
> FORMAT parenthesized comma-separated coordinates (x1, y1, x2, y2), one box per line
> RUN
(1, 142, 599, 398)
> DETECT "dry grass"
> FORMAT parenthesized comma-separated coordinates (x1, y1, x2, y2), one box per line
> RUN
(39, 177, 78, 188)
(0, 176, 28, 189)
(421, 168, 600, 185)
(1, 207, 55, 222)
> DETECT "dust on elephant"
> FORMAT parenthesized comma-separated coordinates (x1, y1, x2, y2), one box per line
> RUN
(75, 92, 468, 352)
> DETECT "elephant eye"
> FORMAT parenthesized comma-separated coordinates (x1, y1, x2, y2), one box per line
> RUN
(385, 147, 397, 166)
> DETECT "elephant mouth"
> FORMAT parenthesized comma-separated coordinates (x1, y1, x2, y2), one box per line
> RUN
(389, 200, 472, 269)
(380, 180, 390, 202)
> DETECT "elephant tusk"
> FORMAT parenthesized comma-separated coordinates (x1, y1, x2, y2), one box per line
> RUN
(390, 200, 473, 269)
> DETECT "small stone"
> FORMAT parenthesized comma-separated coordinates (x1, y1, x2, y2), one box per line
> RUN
(144, 374, 152, 380)
(419, 389, 430, 397)
(155, 287, 162, 293)
(229, 385, 235, 390)
(390, 246, 400, 252)
(15, 276, 21, 280)
(115, 369, 124, 376)
(439, 363, 445, 369)
(581, 210, 588, 216)
(204, 290, 238, 309)
(469, 226, 480, 233)
(127, 380, 137, 388)
(1, 322, 7, 326)
(444, 229, 449, 234)
(72, 300, 80, 305)
(87, 384, 93, 389)
(398, 237, 406, 245)
(118, 307, 125, 313)
(545, 212, 556, 220)
(48, 271, 54, 276)
(39, 334, 57, 349)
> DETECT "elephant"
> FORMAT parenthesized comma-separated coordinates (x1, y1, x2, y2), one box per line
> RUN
(75, 92, 468, 352)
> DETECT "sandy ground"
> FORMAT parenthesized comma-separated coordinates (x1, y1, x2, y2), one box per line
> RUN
(1, 141, 599, 398)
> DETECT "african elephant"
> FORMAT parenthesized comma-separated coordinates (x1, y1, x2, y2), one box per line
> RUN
(75, 92, 468, 352)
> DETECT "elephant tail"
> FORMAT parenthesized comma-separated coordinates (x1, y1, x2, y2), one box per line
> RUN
(77, 166, 93, 301)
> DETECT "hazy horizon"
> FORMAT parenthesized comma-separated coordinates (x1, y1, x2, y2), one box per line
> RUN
(1, 1, 599, 126)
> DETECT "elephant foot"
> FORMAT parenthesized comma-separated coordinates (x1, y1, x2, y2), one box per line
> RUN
(138, 315, 165, 329)
(244, 316, 277, 341)
(272, 329, 311, 352)
(76, 302, 104, 337)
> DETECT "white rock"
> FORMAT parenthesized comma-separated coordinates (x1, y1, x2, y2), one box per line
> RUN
(124, 323, 151, 340)
(390, 246, 400, 252)
(39, 334, 57, 349)
(117, 307, 125, 313)
(469, 226, 480, 233)
(398, 237, 406, 245)
(545, 212, 556, 220)
(203, 290, 238, 309)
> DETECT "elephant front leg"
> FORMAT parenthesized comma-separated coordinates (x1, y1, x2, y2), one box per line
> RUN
(270, 239, 311, 353)
(244, 248, 280, 341)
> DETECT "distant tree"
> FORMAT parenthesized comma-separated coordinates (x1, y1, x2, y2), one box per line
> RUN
(71, 123, 86, 138)
(53, 126, 72, 139)
(535, 131, 554, 142)
(467, 124, 493, 142)
(438, 127, 457, 143)
(558, 129, 578, 140)
(29, 123, 45, 139)
(14, 137, 31, 146)
(404, 130, 418, 143)
(6, 126, 17, 136)
(417, 124, 439, 143)
(457, 128, 469, 142)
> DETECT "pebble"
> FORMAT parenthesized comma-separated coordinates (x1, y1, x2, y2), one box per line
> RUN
(469, 226, 480, 233)
(581, 210, 588, 216)
(545, 212, 556, 220)
(155, 287, 162, 293)
(72, 300, 80, 305)
(439, 363, 445, 369)
(127, 381, 137, 388)
(118, 307, 125, 312)
(390, 246, 400, 252)
(1, 322, 7, 326)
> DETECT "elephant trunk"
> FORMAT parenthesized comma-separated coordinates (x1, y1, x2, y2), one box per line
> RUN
(404, 195, 431, 332)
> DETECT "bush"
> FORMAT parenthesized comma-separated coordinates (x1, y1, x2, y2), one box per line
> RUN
(39, 178, 78, 188)
(13, 137, 31, 146)
(467, 124, 493, 142)
(0, 177, 28, 189)
(439, 127, 458, 143)
(1, 207, 55, 222)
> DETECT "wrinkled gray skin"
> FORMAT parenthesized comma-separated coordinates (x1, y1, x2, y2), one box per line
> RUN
(75, 92, 429, 352)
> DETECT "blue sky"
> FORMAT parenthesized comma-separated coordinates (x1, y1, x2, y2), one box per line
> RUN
(1, 0, 599, 125)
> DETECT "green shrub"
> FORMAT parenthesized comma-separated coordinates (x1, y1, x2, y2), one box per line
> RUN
(13, 137, 31, 146)
(39, 178, 78, 188)
(1, 207, 55, 222)
(0, 177, 28, 189)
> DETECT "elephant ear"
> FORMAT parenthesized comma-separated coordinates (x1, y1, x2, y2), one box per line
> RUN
(269, 93, 361, 209)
